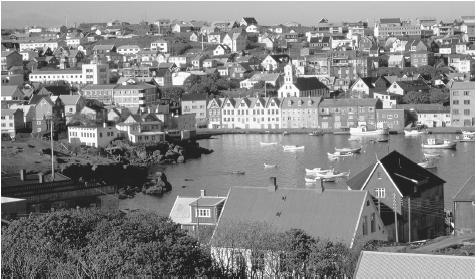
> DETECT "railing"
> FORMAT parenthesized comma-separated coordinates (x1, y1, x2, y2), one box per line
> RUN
(2, 180, 115, 197)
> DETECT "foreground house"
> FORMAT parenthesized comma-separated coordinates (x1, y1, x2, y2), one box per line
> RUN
(210, 182, 387, 273)
(453, 176, 475, 236)
(347, 151, 446, 243)
(354, 251, 475, 279)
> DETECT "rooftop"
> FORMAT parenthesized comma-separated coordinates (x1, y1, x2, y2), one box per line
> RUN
(453, 176, 475, 202)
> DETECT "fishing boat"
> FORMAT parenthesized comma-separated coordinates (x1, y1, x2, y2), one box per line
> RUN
(327, 151, 353, 157)
(264, 163, 277, 168)
(283, 145, 305, 151)
(404, 130, 426, 136)
(260, 141, 278, 146)
(377, 138, 389, 143)
(461, 130, 475, 136)
(417, 159, 438, 169)
(305, 168, 334, 175)
(283, 131, 289, 136)
(230, 170, 245, 175)
(335, 146, 361, 154)
(421, 138, 457, 149)
(349, 125, 389, 136)
(309, 130, 324, 136)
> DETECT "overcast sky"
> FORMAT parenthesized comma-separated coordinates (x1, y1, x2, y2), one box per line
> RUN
(1, 1, 474, 29)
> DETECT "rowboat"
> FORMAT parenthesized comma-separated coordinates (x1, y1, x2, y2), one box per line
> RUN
(283, 145, 305, 151)
(260, 141, 278, 146)
(328, 151, 353, 157)
(457, 134, 475, 142)
(309, 130, 324, 136)
(422, 138, 457, 149)
(335, 146, 361, 154)
(305, 168, 334, 175)
(349, 126, 389, 136)
(424, 153, 441, 159)
(377, 138, 388, 143)
(404, 130, 426, 136)
(264, 163, 277, 168)
(417, 159, 438, 169)
(461, 131, 475, 136)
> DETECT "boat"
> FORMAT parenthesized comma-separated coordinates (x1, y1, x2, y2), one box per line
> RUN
(309, 130, 324, 136)
(421, 138, 457, 149)
(283, 131, 289, 136)
(350, 125, 388, 136)
(305, 168, 334, 175)
(264, 163, 277, 168)
(377, 138, 389, 143)
(335, 146, 361, 154)
(424, 153, 441, 159)
(230, 171, 245, 175)
(305, 177, 317, 183)
(315, 171, 350, 179)
(283, 145, 305, 151)
(404, 130, 426, 136)
(327, 151, 353, 157)
(260, 141, 278, 146)
(457, 134, 475, 142)
(333, 128, 350, 135)
(461, 130, 475, 136)
(417, 158, 438, 169)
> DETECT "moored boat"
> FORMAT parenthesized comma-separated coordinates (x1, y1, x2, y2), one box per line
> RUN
(283, 131, 289, 136)
(335, 146, 361, 154)
(260, 141, 278, 146)
(377, 138, 389, 143)
(404, 130, 426, 136)
(309, 130, 324, 136)
(422, 138, 457, 149)
(349, 125, 389, 136)
(417, 158, 438, 169)
(264, 163, 277, 168)
(457, 134, 475, 142)
(327, 151, 353, 157)
(461, 130, 475, 136)
(424, 153, 441, 159)
(305, 168, 334, 175)
(333, 128, 350, 135)
(283, 145, 305, 151)
(305, 177, 317, 183)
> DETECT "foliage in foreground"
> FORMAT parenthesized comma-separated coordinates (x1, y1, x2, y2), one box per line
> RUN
(1, 209, 216, 278)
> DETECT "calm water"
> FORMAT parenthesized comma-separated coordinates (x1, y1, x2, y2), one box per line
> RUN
(120, 134, 475, 214)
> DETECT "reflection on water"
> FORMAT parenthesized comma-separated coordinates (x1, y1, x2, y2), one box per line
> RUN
(119, 134, 474, 216)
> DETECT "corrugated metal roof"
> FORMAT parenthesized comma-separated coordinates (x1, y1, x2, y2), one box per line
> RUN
(212, 187, 367, 247)
(354, 251, 475, 279)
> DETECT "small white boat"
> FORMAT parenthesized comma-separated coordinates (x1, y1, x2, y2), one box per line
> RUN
(309, 130, 324, 136)
(328, 151, 353, 157)
(349, 126, 389, 136)
(260, 141, 278, 146)
(424, 153, 441, 159)
(305, 168, 334, 175)
(457, 134, 475, 142)
(283, 131, 289, 136)
(264, 163, 277, 168)
(305, 177, 317, 183)
(461, 130, 475, 136)
(283, 145, 305, 151)
(316, 171, 350, 179)
(404, 130, 426, 136)
(417, 159, 438, 169)
(335, 146, 361, 154)
(422, 138, 457, 149)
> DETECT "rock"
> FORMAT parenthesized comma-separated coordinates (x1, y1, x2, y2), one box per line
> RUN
(177, 155, 185, 163)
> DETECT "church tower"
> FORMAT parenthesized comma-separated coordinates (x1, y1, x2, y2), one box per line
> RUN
(284, 62, 295, 84)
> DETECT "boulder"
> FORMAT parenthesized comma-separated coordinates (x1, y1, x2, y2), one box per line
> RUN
(177, 155, 185, 163)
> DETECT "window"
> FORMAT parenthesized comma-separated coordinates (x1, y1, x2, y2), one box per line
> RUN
(453, 100, 459, 105)
(375, 188, 385, 199)
(371, 213, 376, 233)
(362, 216, 368, 235)
(464, 109, 470, 116)
(453, 109, 459, 115)
(464, 100, 470, 105)
(196, 208, 210, 218)
(464, 91, 470, 96)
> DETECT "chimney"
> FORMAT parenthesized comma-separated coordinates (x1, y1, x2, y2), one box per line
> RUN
(200, 189, 206, 197)
(268, 177, 277, 192)
(38, 172, 44, 183)
(20, 169, 25, 181)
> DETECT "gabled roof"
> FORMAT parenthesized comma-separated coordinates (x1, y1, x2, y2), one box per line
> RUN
(281, 97, 321, 109)
(347, 151, 446, 196)
(294, 77, 328, 91)
(352, 77, 379, 89)
(241, 17, 258, 26)
(379, 18, 401, 24)
(212, 187, 369, 247)
(29, 94, 53, 106)
(190, 197, 226, 207)
(92, 44, 115, 50)
(169, 196, 197, 225)
(394, 79, 430, 92)
(1, 85, 23, 97)
(453, 176, 475, 202)
(58, 95, 82, 106)
(354, 251, 475, 279)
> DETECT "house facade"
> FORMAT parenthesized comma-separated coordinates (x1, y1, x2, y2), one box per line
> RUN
(281, 97, 320, 129)
(207, 97, 224, 129)
(181, 94, 208, 128)
(278, 64, 329, 98)
(1, 109, 24, 138)
(68, 125, 120, 148)
(450, 81, 474, 127)
(452, 176, 475, 236)
(376, 108, 405, 131)
(318, 98, 381, 129)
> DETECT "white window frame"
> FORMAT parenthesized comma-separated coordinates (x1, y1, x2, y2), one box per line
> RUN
(196, 208, 211, 218)
(375, 188, 386, 199)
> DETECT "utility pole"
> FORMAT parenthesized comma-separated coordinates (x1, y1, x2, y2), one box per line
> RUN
(50, 117, 55, 181)
(393, 192, 398, 243)
(408, 196, 411, 243)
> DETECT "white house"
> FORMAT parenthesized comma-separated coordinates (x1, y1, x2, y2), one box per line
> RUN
(172, 72, 192, 86)
(277, 64, 329, 98)
(245, 24, 259, 33)
(68, 125, 121, 148)
(222, 32, 247, 52)
(213, 44, 231, 56)
(150, 40, 168, 53)
(117, 45, 142, 55)
(373, 92, 398, 109)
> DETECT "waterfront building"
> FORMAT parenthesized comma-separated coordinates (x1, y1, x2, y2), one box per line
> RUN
(277, 64, 329, 98)
(376, 108, 405, 131)
(207, 97, 224, 129)
(347, 151, 446, 243)
(230, 97, 251, 129)
(19, 41, 59, 52)
(318, 98, 381, 129)
(115, 114, 165, 144)
(1, 109, 24, 139)
(354, 251, 475, 279)
(210, 183, 388, 272)
(169, 189, 226, 233)
(452, 176, 475, 236)
(221, 97, 238, 129)
(281, 97, 320, 129)
(68, 124, 121, 148)
(373, 92, 398, 109)
(181, 94, 208, 128)
(416, 106, 451, 128)
(113, 81, 158, 112)
(249, 97, 282, 129)
(449, 81, 474, 127)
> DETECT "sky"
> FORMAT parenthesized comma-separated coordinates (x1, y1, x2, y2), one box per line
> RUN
(1, 1, 475, 29)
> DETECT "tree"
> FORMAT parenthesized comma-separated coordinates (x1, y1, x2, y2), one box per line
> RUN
(307, 240, 353, 277)
(429, 88, 450, 105)
(161, 86, 185, 101)
(2, 209, 216, 278)
(402, 91, 431, 104)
